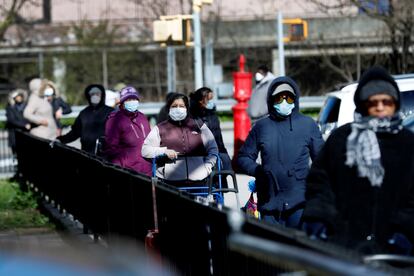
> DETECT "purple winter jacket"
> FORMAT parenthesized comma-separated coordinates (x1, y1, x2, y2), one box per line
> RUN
(104, 109, 151, 176)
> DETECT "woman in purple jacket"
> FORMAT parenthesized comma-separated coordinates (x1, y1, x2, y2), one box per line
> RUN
(104, 86, 151, 176)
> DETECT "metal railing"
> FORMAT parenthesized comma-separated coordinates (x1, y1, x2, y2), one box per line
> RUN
(0, 130, 16, 175)
(0, 96, 326, 122)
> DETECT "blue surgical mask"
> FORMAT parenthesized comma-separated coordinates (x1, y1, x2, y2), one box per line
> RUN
(274, 100, 295, 116)
(205, 101, 215, 110)
(124, 100, 139, 112)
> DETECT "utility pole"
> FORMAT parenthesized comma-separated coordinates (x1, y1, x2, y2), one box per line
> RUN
(167, 46, 176, 92)
(192, 1, 203, 89)
(277, 11, 285, 76)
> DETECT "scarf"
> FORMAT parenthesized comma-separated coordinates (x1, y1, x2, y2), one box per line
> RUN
(345, 113, 403, 187)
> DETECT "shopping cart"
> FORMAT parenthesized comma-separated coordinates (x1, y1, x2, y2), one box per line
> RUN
(152, 153, 239, 206)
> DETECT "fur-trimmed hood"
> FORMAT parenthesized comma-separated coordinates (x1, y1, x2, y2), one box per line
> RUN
(8, 89, 28, 106)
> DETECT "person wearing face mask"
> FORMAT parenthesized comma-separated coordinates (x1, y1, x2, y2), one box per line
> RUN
(142, 93, 218, 186)
(42, 80, 72, 136)
(237, 76, 324, 229)
(24, 78, 58, 140)
(57, 84, 114, 154)
(247, 65, 275, 124)
(6, 89, 31, 154)
(189, 87, 232, 184)
(104, 86, 151, 176)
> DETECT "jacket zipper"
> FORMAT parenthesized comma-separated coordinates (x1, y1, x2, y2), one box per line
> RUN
(130, 123, 140, 139)
(180, 126, 189, 180)
(140, 123, 146, 137)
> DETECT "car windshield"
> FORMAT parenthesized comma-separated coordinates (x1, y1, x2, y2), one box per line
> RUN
(317, 96, 341, 124)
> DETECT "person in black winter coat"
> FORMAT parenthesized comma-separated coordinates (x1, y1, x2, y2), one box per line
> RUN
(302, 66, 414, 256)
(57, 84, 114, 154)
(6, 89, 31, 154)
(189, 87, 232, 185)
(237, 76, 324, 229)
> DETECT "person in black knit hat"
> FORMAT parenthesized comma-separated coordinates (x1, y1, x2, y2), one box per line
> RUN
(302, 66, 414, 256)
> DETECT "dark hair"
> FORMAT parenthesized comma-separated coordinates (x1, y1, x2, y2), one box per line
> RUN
(257, 65, 270, 73)
(189, 87, 212, 103)
(189, 87, 213, 116)
(166, 92, 189, 112)
(165, 91, 175, 102)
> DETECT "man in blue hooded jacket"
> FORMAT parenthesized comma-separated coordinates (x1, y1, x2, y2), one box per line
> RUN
(237, 76, 324, 228)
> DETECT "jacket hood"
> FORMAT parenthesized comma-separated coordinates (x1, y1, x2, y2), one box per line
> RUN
(267, 76, 300, 119)
(38, 80, 60, 98)
(84, 84, 106, 106)
(8, 89, 28, 105)
(354, 66, 400, 115)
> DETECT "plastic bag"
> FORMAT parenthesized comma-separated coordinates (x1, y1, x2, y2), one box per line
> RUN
(241, 192, 260, 219)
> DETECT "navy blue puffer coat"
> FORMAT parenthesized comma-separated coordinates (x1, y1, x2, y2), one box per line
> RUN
(237, 76, 324, 212)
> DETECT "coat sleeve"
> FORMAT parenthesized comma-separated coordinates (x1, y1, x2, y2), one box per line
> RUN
(302, 139, 338, 227)
(141, 126, 167, 158)
(309, 121, 324, 161)
(6, 107, 27, 129)
(57, 114, 82, 143)
(236, 126, 260, 176)
(56, 97, 72, 114)
(200, 123, 218, 172)
(389, 166, 414, 243)
(211, 115, 228, 154)
(23, 96, 43, 125)
(103, 115, 122, 161)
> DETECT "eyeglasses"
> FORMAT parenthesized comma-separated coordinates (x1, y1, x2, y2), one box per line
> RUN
(274, 92, 295, 104)
(365, 99, 395, 108)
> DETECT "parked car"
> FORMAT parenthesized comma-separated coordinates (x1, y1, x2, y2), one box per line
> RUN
(318, 74, 414, 139)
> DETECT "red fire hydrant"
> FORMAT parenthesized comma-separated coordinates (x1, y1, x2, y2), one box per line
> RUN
(232, 54, 252, 171)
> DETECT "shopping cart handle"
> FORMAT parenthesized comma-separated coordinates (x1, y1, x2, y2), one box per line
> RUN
(208, 170, 239, 194)
(152, 154, 166, 178)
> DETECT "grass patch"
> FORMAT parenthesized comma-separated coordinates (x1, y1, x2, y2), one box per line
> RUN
(0, 180, 51, 230)
(60, 117, 76, 128)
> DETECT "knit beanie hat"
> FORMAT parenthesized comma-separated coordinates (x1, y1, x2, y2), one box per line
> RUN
(354, 66, 400, 115)
(359, 80, 398, 102)
(120, 86, 139, 103)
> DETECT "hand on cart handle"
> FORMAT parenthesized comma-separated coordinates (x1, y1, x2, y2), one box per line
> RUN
(165, 149, 180, 160)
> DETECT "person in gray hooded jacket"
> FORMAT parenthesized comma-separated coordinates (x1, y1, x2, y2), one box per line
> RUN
(247, 65, 275, 124)
(238, 76, 324, 228)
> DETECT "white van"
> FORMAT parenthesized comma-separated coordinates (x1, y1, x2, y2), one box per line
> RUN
(318, 74, 414, 139)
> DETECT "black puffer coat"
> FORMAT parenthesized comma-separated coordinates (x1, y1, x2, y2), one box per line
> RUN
(57, 84, 114, 154)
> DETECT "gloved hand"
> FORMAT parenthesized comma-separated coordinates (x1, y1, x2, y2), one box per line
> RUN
(254, 165, 266, 183)
(248, 180, 256, 193)
(388, 232, 413, 255)
(302, 221, 328, 240)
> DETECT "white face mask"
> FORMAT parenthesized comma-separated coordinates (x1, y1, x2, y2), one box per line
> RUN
(255, 72, 264, 82)
(44, 87, 54, 97)
(169, 107, 187, 121)
(90, 94, 101, 105)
